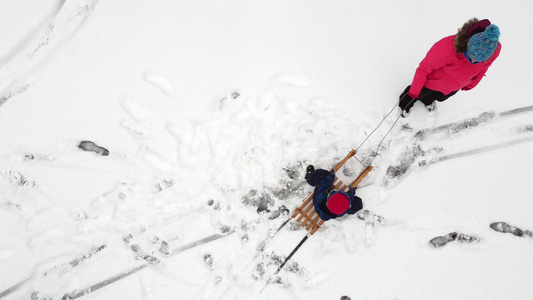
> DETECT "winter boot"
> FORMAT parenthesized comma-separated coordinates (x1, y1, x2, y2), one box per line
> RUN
(425, 101, 436, 112)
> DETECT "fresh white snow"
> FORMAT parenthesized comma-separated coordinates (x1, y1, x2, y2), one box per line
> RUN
(1, 1, 533, 299)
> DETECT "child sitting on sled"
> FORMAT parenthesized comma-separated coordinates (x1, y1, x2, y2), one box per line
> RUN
(305, 165, 363, 221)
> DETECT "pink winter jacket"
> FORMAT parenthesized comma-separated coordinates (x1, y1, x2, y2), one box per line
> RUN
(408, 35, 501, 98)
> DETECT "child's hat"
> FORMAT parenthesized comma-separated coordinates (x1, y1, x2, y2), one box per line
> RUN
(327, 193, 350, 215)
(467, 24, 500, 62)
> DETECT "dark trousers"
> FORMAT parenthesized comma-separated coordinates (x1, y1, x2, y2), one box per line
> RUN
(399, 86, 458, 112)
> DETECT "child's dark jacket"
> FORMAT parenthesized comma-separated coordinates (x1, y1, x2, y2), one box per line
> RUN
(305, 169, 363, 221)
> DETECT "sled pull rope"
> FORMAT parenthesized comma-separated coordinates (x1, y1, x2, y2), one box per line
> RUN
(370, 111, 402, 165)
(354, 95, 416, 166)
(354, 101, 400, 152)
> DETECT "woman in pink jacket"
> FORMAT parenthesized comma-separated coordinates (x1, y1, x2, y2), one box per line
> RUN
(399, 18, 501, 117)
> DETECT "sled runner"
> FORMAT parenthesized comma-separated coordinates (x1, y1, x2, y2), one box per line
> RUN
(267, 149, 373, 282)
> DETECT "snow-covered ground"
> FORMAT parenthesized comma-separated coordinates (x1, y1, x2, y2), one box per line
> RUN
(1, 1, 533, 299)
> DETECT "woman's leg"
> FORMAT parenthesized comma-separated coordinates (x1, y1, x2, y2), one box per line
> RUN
(417, 87, 458, 106)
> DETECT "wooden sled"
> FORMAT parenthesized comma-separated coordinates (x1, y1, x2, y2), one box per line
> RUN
(292, 149, 372, 235)
(270, 149, 373, 278)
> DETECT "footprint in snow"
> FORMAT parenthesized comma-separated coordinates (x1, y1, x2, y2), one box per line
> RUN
(120, 94, 152, 122)
(217, 91, 240, 109)
(143, 71, 174, 97)
(201, 253, 234, 300)
(355, 210, 399, 246)
(429, 232, 481, 248)
(3, 170, 37, 187)
(78, 141, 109, 156)
(490, 222, 533, 238)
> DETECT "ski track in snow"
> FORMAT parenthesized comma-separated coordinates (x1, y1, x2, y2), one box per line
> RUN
(0, 0, 99, 106)
(378, 106, 533, 189)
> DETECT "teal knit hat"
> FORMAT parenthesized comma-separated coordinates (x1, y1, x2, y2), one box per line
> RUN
(467, 24, 500, 62)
